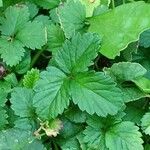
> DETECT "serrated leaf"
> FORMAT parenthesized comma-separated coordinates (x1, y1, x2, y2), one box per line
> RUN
(47, 24, 65, 53)
(88, 1, 150, 59)
(23, 68, 40, 89)
(1, 5, 29, 36)
(15, 50, 31, 74)
(0, 128, 46, 150)
(58, 0, 86, 38)
(70, 71, 124, 117)
(105, 62, 147, 82)
(0, 38, 25, 66)
(141, 112, 150, 135)
(33, 66, 70, 120)
(105, 122, 143, 150)
(0, 108, 8, 130)
(16, 21, 47, 49)
(84, 116, 143, 150)
(54, 33, 101, 74)
(140, 29, 150, 48)
(10, 87, 35, 118)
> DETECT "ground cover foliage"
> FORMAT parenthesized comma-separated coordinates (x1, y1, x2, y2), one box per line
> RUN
(0, 0, 150, 149)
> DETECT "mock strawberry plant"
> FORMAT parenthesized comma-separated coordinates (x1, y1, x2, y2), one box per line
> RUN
(0, 0, 150, 149)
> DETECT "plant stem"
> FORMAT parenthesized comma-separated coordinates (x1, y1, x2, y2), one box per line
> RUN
(122, 0, 125, 4)
(53, 142, 59, 150)
(30, 47, 45, 69)
(111, 0, 115, 9)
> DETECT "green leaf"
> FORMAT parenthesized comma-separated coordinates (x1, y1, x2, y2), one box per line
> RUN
(34, 0, 60, 9)
(88, 1, 150, 59)
(79, 0, 100, 17)
(105, 62, 147, 82)
(58, 0, 86, 38)
(70, 71, 124, 116)
(33, 66, 70, 120)
(84, 116, 143, 150)
(1, 5, 29, 36)
(0, 38, 25, 66)
(141, 112, 150, 135)
(140, 29, 150, 48)
(14, 50, 31, 74)
(123, 100, 146, 125)
(0, 128, 46, 150)
(65, 106, 87, 123)
(0, 81, 11, 107)
(26, 2, 39, 19)
(14, 118, 37, 131)
(47, 24, 65, 53)
(23, 68, 40, 89)
(121, 86, 148, 103)
(0, 108, 8, 130)
(10, 87, 35, 118)
(54, 33, 101, 74)
(105, 122, 143, 150)
(16, 21, 47, 49)
(133, 77, 150, 93)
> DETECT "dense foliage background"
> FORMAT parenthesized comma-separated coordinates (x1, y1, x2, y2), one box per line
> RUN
(0, 0, 150, 149)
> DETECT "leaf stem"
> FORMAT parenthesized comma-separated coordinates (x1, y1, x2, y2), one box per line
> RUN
(111, 0, 115, 9)
(122, 0, 125, 4)
(30, 47, 46, 69)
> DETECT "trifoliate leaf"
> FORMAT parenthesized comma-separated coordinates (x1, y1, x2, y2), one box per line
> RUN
(133, 77, 150, 93)
(0, 108, 8, 130)
(140, 29, 150, 48)
(105, 62, 147, 82)
(23, 68, 40, 89)
(10, 87, 35, 118)
(47, 24, 65, 53)
(33, 66, 70, 120)
(79, 0, 100, 17)
(0, 128, 46, 150)
(58, 0, 86, 38)
(34, 0, 60, 9)
(1, 5, 29, 36)
(54, 33, 101, 74)
(70, 71, 124, 117)
(84, 116, 143, 150)
(141, 112, 150, 135)
(16, 21, 47, 49)
(88, 1, 150, 59)
(0, 38, 25, 66)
